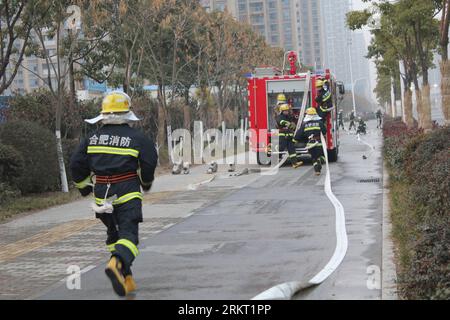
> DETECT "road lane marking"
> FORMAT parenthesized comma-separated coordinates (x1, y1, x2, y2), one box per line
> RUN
(252, 133, 348, 300)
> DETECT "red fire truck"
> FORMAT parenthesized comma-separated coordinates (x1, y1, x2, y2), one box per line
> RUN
(247, 51, 345, 165)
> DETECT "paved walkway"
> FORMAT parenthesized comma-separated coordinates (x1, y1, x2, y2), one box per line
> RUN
(0, 161, 254, 299)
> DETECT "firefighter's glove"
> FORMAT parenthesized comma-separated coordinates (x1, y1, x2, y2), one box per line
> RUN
(79, 186, 93, 197)
(292, 139, 299, 144)
(288, 122, 297, 131)
(142, 181, 153, 192)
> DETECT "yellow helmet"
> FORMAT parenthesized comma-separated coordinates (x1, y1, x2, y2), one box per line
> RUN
(277, 93, 287, 103)
(315, 80, 324, 88)
(306, 107, 318, 115)
(279, 104, 291, 112)
(101, 92, 131, 114)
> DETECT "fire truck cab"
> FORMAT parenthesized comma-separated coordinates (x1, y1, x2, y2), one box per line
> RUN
(247, 51, 344, 165)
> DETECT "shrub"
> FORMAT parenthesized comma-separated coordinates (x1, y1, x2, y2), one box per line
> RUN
(0, 142, 24, 186)
(0, 182, 20, 205)
(0, 140, 23, 205)
(0, 120, 59, 194)
(400, 217, 450, 300)
(5, 89, 101, 140)
(62, 138, 81, 183)
(383, 118, 450, 299)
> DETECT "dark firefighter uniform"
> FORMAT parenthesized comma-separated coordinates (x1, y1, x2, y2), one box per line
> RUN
(315, 84, 333, 120)
(338, 110, 345, 130)
(295, 108, 326, 175)
(276, 104, 302, 168)
(70, 92, 157, 296)
(357, 118, 367, 134)
(376, 109, 382, 128)
(349, 111, 356, 131)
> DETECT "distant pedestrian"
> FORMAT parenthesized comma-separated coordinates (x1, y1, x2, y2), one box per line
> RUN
(349, 111, 356, 131)
(338, 109, 345, 130)
(376, 109, 383, 128)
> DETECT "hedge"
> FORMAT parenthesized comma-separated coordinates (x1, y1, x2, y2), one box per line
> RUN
(0, 120, 60, 194)
(383, 117, 450, 299)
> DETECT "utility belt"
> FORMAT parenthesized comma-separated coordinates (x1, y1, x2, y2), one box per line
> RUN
(91, 172, 141, 215)
(95, 172, 138, 185)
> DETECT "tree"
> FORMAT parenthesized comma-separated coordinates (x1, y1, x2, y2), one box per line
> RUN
(21, 0, 82, 193)
(0, 1, 43, 95)
(348, 0, 438, 130)
(348, 2, 413, 125)
(398, 0, 438, 131)
(435, 0, 450, 124)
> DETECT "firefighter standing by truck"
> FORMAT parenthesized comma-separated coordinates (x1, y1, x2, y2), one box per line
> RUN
(294, 107, 326, 175)
(70, 91, 158, 297)
(315, 79, 333, 119)
(276, 104, 303, 168)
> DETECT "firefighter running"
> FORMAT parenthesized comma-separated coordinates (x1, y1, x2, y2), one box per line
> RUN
(70, 92, 158, 297)
(276, 103, 303, 168)
(295, 107, 326, 176)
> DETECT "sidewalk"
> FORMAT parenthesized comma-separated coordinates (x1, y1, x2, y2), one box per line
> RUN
(0, 160, 254, 299)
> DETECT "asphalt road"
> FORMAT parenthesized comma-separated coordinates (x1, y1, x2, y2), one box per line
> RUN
(35, 120, 384, 300)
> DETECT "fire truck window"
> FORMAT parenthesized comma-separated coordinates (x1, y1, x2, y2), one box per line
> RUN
(267, 91, 307, 130)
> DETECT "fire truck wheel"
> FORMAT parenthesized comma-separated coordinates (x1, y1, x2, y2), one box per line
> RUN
(327, 147, 338, 163)
(257, 152, 271, 166)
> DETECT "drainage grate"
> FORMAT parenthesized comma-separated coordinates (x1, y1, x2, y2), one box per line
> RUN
(358, 178, 381, 183)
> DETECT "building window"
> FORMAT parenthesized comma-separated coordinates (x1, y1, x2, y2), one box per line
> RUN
(30, 79, 39, 87)
(249, 2, 263, 12)
(251, 14, 264, 24)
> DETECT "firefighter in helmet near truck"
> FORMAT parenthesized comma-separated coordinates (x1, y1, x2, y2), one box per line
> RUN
(294, 107, 326, 176)
(315, 78, 333, 119)
(70, 91, 158, 297)
(276, 103, 303, 168)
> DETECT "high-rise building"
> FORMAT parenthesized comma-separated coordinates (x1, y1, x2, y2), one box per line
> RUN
(202, 1, 325, 68)
(2, 35, 59, 96)
(320, 0, 351, 85)
(295, 0, 325, 69)
(2, 34, 106, 98)
(320, 0, 372, 98)
(234, 0, 299, 51)
(200, 0, 237, 15)
(351, 32, 371, 99)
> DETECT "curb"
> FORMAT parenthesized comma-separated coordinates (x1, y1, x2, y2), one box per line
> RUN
(381, 162, 398, 300)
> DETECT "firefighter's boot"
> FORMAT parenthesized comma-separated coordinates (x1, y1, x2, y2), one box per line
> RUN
(125, 275, 137, 293)
(105, 256, 127, 297)
(319, 156, 326, 165)
(314, 161, 322, 176)
(292, 161, 303, 169)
